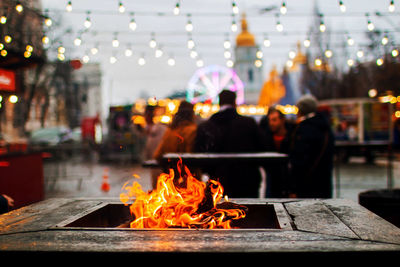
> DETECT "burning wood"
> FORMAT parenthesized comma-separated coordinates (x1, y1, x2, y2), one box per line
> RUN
(120, 159, 247, 229)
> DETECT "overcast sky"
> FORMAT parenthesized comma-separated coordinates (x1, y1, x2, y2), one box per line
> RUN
(40, 0, 399, 116)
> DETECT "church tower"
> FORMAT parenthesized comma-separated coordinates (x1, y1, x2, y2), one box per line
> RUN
(234, 13, 263, 104)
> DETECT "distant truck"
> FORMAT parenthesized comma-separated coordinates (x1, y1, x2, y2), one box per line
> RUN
(319, 98, 393, 163)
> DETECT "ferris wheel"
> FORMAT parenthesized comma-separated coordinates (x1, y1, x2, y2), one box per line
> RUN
(186, 65, 245, 105)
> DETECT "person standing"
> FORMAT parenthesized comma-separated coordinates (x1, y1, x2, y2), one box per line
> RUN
(259, 107, 294, 197)
(153, 101, 197, 164)
(195, 90, 265, 198)
(289, 95, 334, 198)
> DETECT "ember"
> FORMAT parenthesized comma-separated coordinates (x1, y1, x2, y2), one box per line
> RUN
(120, 159, 247, 229)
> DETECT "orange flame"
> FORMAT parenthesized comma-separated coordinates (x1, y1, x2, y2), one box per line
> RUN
(120, 159, 246, 229)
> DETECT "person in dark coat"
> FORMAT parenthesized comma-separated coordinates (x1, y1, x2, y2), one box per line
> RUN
(289, 95, 334, 198)
(259, 107, 295, 197)
(195, 90, 265, 198)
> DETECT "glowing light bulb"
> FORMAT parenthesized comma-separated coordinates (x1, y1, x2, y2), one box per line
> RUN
(125, 48, 133, 57)
(16, 2, 23, 13)
(314, 58, 322, 66)
(190, 50, 198, 58)
(304, 39, 311, 47)
(129, 18, 137, 31)
(367, 21, 375, 31)
(149, 38, 157, 48)
(118, 2, 125, 13)
(74, 37, 82, 46)
(196, 59, 204, 67)
(185, 20, 193, 32)
(347, 36, 354, 46)
(376, 58, 384, 66)
(66, 1, 72, 12)
(381, 36, 389, 45)
(232, 2, 239, 14)
(224, 50, 231, 59)
(91, 47, 98, 55)
(231, 20, 238, 32)
(324, 49, 333, 58)
(155, 48, 163, 58)
(1, 49, 7, 57)
(42, 35, 49, 44)
(173, 2, 180, 15)
(392, 49, 399, 57)
(357, 50, 364, 58)
(84, 17, 91, 29)
(339, 1, 346, 12)
(187, 39, 195, 49)
(226, 59, 234, 68)
(280, 2, 287, 15)
(58, 46, 65, 54)
(288, 50, 296, 59)
(319, 22, 326, 33)
(223, 40, 231, 49)
(4, 35, 12, 44)
(0, 15, 7, 24)
(389, 0, 395, 12)
(263, 38, 271, 47)
(138, 56, 146, 66)
(254, 59, 262, 68)
(110, 56, 117, 64)
(276, 21, 283, 32)
(168, 57, 176, 66)
(112, 38, 119, 48)
(82, 55, 90, 63)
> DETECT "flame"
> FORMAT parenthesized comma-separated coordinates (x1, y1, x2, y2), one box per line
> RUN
(120, 159, 246, 229)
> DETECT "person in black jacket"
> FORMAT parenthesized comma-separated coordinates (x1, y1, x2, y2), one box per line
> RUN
(195, 90, 265, 198)
(259, 107, 295, 197)
(289, 95, 334, 198)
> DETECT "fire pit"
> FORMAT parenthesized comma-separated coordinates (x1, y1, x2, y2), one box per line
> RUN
(55, 202, 291, 230)
(1, 197, 399, 259)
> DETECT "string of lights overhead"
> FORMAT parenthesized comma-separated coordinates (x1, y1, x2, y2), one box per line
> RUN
(0, 0, 399, 69)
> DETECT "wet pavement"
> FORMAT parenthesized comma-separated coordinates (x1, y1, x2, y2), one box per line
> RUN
(43, 154, 400, 203)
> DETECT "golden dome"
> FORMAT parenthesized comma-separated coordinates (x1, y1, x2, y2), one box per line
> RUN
(236, 13, 256, 47)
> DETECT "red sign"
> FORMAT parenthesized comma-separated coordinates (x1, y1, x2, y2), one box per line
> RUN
(0, 69, 16, 91)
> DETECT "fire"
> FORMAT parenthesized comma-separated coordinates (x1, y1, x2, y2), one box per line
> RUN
(120, 159, 246, 229)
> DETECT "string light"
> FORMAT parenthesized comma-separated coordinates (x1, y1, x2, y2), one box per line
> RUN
(319, 14, 326, 33)
(256, 49, 263, 59)
(347, 59, 354, 66)
(66, 1, 72, 12)
(389, 0, 395, 12)
(129, 13, 137, 31)
(185, 14, 193, 32)
(118, 2, 125, 13)
(303, 38, 311, 48)
(226, 59, 234, 68)
(314, 58, 322, 66)
(112, 33, 119, 47)
(0, 43, 3, 50)
(231, 16, 238, 32)
(110, 55, 117, 64)
(82, 54, 90, 63)
(15, 1, 23, 13)
(58, 46, 65, 54)
(263, 34, 271, 47)
(138, 54, 146, 66)
(381, 35, 389, 45)
(149, 33, 157, 48)
(190, 50, 198, 58)
(224, 50, 231, 59)
(0, 15, 7, 24)
(4, 35, 12, 44)
(288, 50, 296, 59)
(324, 49, 333, 58)
(357, 50, 364, 58)
(187, 37, 195, 49)
(392, 48, 399, 57)
(339, 1, 346, 13)
(232, 1, 239, 15)
(254, 59, 262, 68)
(42, 34, 49, 45)
(223, 39, 231, 49)
(91, 46, 99, 55)
(74, 36, 82, 46)
(155, 47, 163, 58)
(280, 2, 287, 15)
(44, 9, 52, 27)
(196, 59, 204, 68)
(174, 1, 180, 15)
(347, 36, 354, 46)
(168, 55, 176, 66)
(84, 11, 92, 29)
(366, 13, 374, 31)
(1, 49, 7, 57)
(376, 58, 384, 66)
(276, 14, 283, 32)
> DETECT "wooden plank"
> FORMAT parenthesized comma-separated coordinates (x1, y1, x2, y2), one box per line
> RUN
(0, 198, 102, 235)
(323, 199, 400, 245)
(284, 200, 359, 239)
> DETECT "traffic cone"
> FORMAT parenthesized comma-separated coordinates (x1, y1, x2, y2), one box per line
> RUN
(101, 168, 110, 192)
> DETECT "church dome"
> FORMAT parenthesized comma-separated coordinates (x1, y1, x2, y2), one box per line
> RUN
(236, 13, 256, 47)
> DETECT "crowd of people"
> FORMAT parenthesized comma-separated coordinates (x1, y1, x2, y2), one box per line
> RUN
(145, 90, 334, 199)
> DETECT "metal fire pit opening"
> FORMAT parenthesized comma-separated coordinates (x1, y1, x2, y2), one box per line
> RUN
(1, 198, 400, 259)
(55, 202, 292, 230)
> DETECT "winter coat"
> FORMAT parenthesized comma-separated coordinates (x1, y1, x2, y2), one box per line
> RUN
(289, 112, 334, 198)
(195, 107, 265, 198)
(153, 121, 197, 163)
